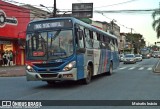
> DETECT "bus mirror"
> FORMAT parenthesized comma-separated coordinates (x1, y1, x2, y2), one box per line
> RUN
(76, 48, 86, 54)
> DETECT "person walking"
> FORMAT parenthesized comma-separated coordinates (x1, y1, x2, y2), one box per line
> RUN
(6, 51, 10, 66)
(2, 51, 7, 66)
(9, 50, 13, 66)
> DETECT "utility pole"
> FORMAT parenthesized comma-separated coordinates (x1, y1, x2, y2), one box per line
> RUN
(131, 28, 133, 34)
(53, 0, 56, 17)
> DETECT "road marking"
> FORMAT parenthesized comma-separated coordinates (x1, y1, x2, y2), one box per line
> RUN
(155, 60, 160, 69)
(138, 67, 144, 70)
(147, 67, 152, 70)
(119, 67, 127, 70)
(129, 67, 135, 70)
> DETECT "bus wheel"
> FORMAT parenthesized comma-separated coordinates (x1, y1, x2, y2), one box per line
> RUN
(46, 81, 55, 85)
(107, 62, 113, 75)
(82, 65, 92, 84)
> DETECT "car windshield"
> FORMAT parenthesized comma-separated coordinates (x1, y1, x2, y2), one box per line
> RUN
(125, 54, 134, 58)
(26, 30, 73, 60)
(135, 54, 141, 57)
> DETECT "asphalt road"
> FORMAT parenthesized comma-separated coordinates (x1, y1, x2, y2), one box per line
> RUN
(0, 58, 160, 109)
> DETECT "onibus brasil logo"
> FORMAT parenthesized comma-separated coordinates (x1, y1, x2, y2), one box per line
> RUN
(0, 10, 18, 28)
(0, 100, 42, 108)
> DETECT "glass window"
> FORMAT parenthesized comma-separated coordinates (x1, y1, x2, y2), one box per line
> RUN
(48, 30, 73, 59)
(114, 39, 118, 51)
(77, 25, 85, 49)
(93, 32, 100, 49)
(26, 30, 73, 60)
(84, 28, 93, 48)
(110, 38, 115, 51)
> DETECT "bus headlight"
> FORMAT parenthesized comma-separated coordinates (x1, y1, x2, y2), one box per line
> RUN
(63, 61, 76, 71)
(26, 65, 35, 72)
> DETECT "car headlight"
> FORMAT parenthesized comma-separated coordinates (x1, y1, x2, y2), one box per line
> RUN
(63, 61, 76, 71)
(26, 65, 35, 72)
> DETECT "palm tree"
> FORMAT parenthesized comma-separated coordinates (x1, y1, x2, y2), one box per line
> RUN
(152, 9, 160, 39)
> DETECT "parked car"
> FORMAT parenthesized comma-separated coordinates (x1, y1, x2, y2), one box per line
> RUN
(123, 54, 136, 64)
(135, 54, 142, 61)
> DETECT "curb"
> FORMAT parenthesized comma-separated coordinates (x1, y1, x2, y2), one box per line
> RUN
(0, 66, 25, 77)
(153, 59, 160, 73)
(0, 73, 25, 77)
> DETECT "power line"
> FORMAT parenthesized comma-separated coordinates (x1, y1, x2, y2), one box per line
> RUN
(94, 0, 139, 8)
(95, 12, 137, 33)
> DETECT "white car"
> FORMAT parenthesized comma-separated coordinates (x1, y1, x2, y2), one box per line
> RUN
(123, 54, 136, 64)
(135, 54, 142, 61)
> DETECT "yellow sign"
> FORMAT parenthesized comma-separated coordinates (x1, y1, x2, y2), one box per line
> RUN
(3, 43, 13, 51)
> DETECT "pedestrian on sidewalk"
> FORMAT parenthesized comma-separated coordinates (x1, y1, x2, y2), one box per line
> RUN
(2, 51, 7, 66)
(6, 50, 10, 66)
(9, 50, 13, 66)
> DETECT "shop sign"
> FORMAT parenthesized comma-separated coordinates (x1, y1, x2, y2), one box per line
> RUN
(0, 10, 18, 28)
(3, 43, 13, 51)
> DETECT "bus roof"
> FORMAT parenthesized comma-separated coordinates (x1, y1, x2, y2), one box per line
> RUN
(28, 17, 117, 39)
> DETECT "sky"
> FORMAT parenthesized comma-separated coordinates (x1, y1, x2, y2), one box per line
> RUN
(3, 0, 160, 45)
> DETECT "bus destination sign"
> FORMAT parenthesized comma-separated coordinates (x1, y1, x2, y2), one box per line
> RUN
(34, 22, 63, 30)
(28, 20, 73, 31)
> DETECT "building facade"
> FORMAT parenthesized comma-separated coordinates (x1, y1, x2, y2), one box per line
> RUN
(22, 4, 50, 21)
(0, 0, 30, 65)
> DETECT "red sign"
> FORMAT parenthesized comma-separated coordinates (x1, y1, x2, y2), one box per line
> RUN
(0, 1, 30, 39)
(33, 51, 45, 56)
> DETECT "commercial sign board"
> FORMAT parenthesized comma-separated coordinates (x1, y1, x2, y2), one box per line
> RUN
(72, 3, 93, 18)
(0, 1, 30, 39)
(0, 10, 18, 28)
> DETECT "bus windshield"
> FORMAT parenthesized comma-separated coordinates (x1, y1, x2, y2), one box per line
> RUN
(141, 50, 149, 54)
(26, 29, 73, 60)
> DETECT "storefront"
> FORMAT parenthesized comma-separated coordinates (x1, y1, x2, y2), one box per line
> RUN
(0, 0, 30, 65)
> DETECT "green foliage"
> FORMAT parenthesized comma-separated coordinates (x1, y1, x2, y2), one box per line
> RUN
(125, 33, 145, 54)
(152, 9, 160, 39)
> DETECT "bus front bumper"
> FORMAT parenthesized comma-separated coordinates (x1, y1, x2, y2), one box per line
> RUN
(26, 68, 77, 81)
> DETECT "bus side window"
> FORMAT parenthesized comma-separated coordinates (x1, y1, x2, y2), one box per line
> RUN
(114, 39, 118, 51)
(75, 25, 85, 49)
(84, 28, 93, 49)
(99, 34, 104, 49)
(110, 39, 115, 51)
(104, 36, 110, 50)
(93, 32, 100, 49)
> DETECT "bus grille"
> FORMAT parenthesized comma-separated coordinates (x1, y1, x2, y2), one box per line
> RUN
(34, 62, 64, 68)
(40, 74, 58, 78)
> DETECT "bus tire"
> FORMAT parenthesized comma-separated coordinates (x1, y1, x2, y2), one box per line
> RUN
(82, 65, 92, 84)
(107, 62, 113, 75)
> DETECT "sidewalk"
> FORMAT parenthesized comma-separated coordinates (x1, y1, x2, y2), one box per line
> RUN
(0, 65, 25, 77)
(153, 58, 160, 73)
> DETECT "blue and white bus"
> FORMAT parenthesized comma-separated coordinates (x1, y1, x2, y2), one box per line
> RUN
(140, 48, 151, 59)
(25, 17, 119, 84)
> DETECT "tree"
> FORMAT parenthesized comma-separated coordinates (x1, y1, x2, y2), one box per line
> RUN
(125, 33, 145, 54)
(152, 9, 160, 39)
